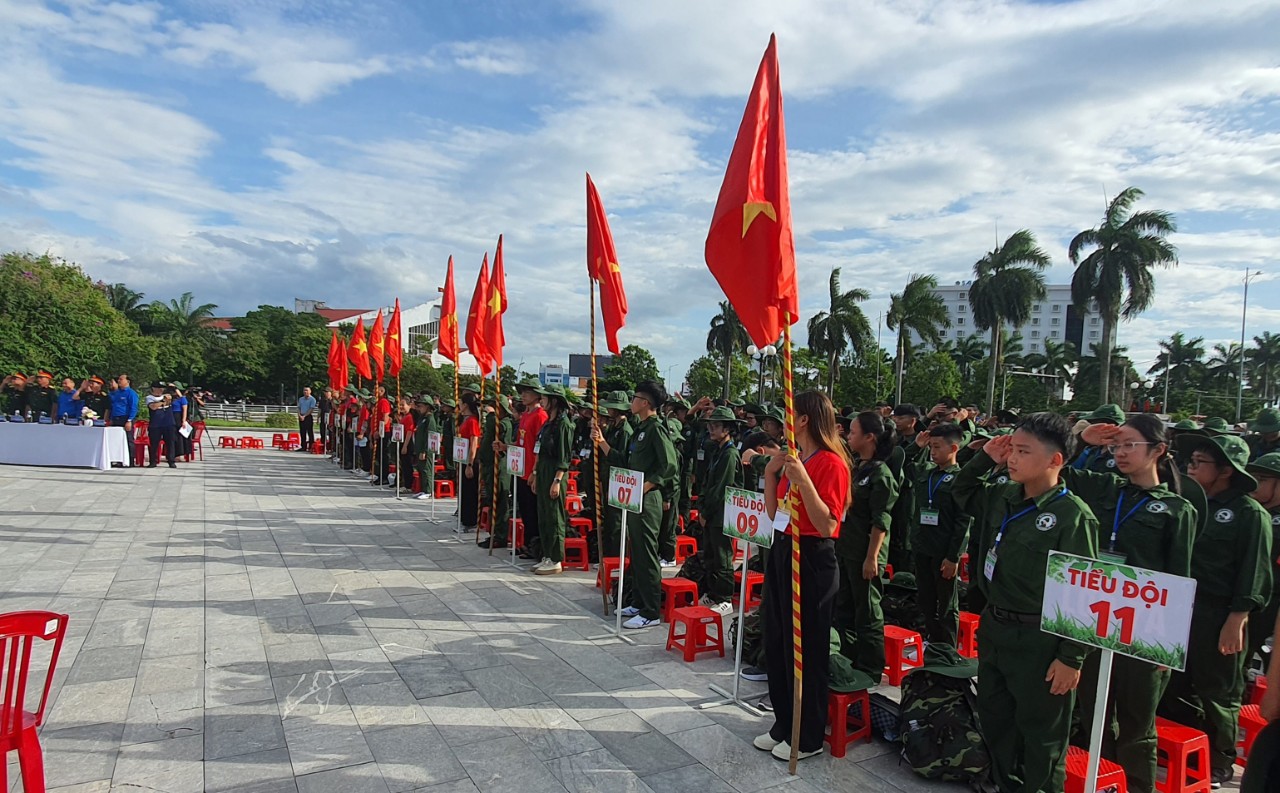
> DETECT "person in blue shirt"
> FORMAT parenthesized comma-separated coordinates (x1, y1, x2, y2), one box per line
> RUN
(169, 383, 190, 459)
(145, 381, 177, 468)
(298, 387, 317, 451)
(55, 377, 83, 422)
(109, 374, 139, 467)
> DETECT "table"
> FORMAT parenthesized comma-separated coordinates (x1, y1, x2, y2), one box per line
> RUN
(0, 423, 131, 470)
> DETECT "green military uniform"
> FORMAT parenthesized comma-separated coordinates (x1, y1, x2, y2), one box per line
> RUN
(414, 403, 438, 495)
(440, 403, 456, 476)
(697, 407, 743, 604)
(571, 412, 596, 517)
(1244, 454, 1280, 672)
(81, 389, 111, 421)
(886, 442, 915, 574)
(488, 409, 516, 543)
(1061, 466, 1197, 793)
(607, 410, 678, 621)
(1247, 409, 1280, 461)
(477, 408, 499, 522)
(533, 389, 574, 565)
(599, 394, 634, 555)
(658, 413, 685, 563)
(835, 459, 899, 677)
(1073, 404, 1125, 473)
(1, 379, 25, 415)
(953, 449, 1099, 793)
(24, 382, 56, 420)
(903, 445, 968, 646)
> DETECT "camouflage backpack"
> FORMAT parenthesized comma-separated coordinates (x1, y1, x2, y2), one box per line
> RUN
(898, 646, 994, 790)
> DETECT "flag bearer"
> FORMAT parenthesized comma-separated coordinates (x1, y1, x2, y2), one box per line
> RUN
(479, 395, 515, 548)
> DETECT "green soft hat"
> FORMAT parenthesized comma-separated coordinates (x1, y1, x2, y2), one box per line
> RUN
(495, 394, 512, 414)
(914, 643, 979, 679)
(727, 398, 746, 408)
(357, 387, 373, 399)
(1172, 419, 1202, 431)
(461, 382, 481, 394)
(1202, 416, 1234, 435)
(743, 402, 763, 416)
(995, 408, 1020, 424)
(1247, 452, 1280, 480)
(413, 393, 430, 405)
(514, 376, 541, 392)
(600, 391, 630, 412)
(439, 397, 456, 408)
(538, 383, 568, 401)
(666, 395, 690, 409)
(1084, 404, 1126, 425)
(1175, 433, 1258, 491)
(170, 381, 186, 390)
(760, 406, 785, 425)
(1250, 408, 1280, 434)
(704, 406, 742, 424)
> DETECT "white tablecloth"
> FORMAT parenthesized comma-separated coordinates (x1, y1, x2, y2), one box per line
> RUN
(0, 423, 131, 470)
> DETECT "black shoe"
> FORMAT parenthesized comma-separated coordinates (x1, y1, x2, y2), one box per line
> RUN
(148, 463, 158, 468)
(168, 463, 177, 468)
(1210, 766, 1233, 788)
(478, 539, 508, 549)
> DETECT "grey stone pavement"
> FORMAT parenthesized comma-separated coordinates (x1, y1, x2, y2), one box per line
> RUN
(0, 444, 951, 793)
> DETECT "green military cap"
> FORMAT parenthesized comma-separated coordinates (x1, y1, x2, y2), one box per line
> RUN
(514, 377, 541, 392)
(705, 406, 742, 424)
(1247, 452, 1280, 480)
(413, 393, 430, 404)
(599, 392, 629, 412)
(1250, 408, 1280, 434)
(1175, 433, 1258, 491)
(667, 394, 690, 409)
(727, 398, 745, 408)
(461, 382, 481, 394)
(1083, 404, 1126, 425)
(565, 389, 585, 408)
(1201, 416, 1234, 435)
(170, 381, 186, 390)
(995, 408, 1020, 424)
(743, 402, 763, 416)
(357, 387, 373, 399)
(495, 394, 512, 414)
(439, 397, 456, 408)
(760, 406, 785, 425)
(1172, 419, 1201, 431)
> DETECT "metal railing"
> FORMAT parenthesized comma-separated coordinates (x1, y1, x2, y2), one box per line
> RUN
(201, 403, 300, 421)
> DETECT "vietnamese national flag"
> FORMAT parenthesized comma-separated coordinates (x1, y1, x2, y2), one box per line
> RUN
(368, 308, 386, 382)
(466, 254, 492, 375)
(484, 236, 507, 368)
(348, 319, 372, 380)
(704, 34, 797, 349)
(586, 173, 628, 355)
(335, 331, 349, 391)
(327, 330, 341, 388)
(438, 256, 460, 364)
(387, 299, 403, 377)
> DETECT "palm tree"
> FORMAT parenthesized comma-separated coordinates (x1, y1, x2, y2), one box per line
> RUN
(1023, 338, 1077, 403)
(150, 292, 218, 341)
(969, 230, 1051, 411)
(886, 274, 950, 403)
(943, 335, 988, 382)
(1069, 187, 1178, 405)
(1207, 342, 1243, 390)
(807, 268, 872, 396)
(1249, 332, 1280, 404)
(1147, 332, 1205, 409)
(706, 301, 750, 400)
(104, 283, 147, 324)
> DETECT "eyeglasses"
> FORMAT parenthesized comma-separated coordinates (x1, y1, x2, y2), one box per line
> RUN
(1106, 441, 1155, 454)
(1188, 455, 1218, 468)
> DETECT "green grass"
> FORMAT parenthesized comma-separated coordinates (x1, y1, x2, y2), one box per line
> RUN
(1042, 609, 1186, 668)
(203, 418, 267, 428)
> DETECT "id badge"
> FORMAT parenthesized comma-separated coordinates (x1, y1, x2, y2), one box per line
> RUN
(983, 548, 998, 581)
(758, 477, 765, 491)
(580, 448, 590, 458)
(533, 441, 541, 454)
(772, 506, 791, 533)
(919, 508, 940, 526)
(697, 449, 705, 461)
(1100, 550, 1127, 564)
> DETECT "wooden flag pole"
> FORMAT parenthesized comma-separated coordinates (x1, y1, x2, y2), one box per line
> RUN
(488, 367, 501, 555)
(782, 312, 802, 775)
(589, 278, 609, 616)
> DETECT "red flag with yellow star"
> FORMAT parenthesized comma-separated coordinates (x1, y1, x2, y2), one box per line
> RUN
(347, 318, 372, 380)
(586, 174, 628, 355)
(368, 308, 386, 382)
(387, 299, 403, 377)
(438, 257, 460, 365)
(466, 255, 492, 375)
(327, 329, 341, 389)
(483, 236, 507, 367)
(704, 34, 797, 349)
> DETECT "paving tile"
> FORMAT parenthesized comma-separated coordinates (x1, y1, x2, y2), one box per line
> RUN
(45, 677, 134, 728)
(281, 707, 375, 776)
(417, 691, 513, 748)
(122, 687, 204, 744)
(547, 747, 656, 793)
(462, 664, 546, 710)
(64, 644, 143, 684)
(296, 762, 391, 793)
(205, 699, 287, 761)
(580, 711, 696, 777)
(110, 731, 204, 793)
(366, 724, 467, 792)
(667, 723, 793, 793)
(39, 722, 124, 789)
(456, 734, 569, 793)
(204, 747, 297, 793)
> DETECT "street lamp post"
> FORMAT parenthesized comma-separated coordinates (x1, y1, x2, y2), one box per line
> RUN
(1130, 379, 1153, 412)
(1238, 269, 1262, 423)
(746, 345, 776, 405)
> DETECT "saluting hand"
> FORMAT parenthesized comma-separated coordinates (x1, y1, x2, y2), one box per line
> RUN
(1081, 423, 1120, 447)
(984, 435, 1013, 465)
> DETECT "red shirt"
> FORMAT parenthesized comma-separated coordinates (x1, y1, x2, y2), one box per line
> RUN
(375, 398, 392, 433)
(776, 449, 850, 539)
(518, 406, 547, 481)
(357, 405, 371, 435)
(459, 415, 480, 439)
(400, 412, 416, 438)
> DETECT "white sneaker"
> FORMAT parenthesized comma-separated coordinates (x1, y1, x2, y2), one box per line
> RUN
(530, 558, 551, 572)
(771, 742, 822, 762)
(354, 469, 365, 476)
(368, 474, 378, 483)
(660, 559, 676, 568)
(753, 733, 781, 752)
(699, 596, 734, 616)
(619, 606, 640, 618)
(534, 561, 562, 576)
(622, 615, 660, 630)
(415, 492, 431, 500)
(387, 473, 397, 485)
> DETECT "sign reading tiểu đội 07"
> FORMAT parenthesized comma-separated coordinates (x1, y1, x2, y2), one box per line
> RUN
(607, 467, 644, 514)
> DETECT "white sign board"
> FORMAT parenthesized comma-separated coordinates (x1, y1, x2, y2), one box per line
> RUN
(427, 431, 441, 453)
(452, 438, 470, 464)
(390, 424, 405, 443)
(507, 446, 526, 477)
(348, 416, 357, 431)
(607, 467, 644, 514)
(1041, 551, 1197, 671)
(723, 487, 772, 548)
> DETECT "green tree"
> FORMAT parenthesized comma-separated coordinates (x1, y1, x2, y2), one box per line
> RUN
(1022, 338, 1077, 404)
(1248, 332, 1280, 404)
(835, 355, 889, 411)
(1147, 332, 1205, 411)
(148, 291, 219, 341)
(969, 230, 1051, 412)
(887, 273, 950, 404)
(101, 282, 148, 325)
(685, 354, 752, 402)
(600, 344, 660, 392)
(706, 301, 750, 399)
(806, 268, 872, 396)
(940, 335, 988, 382)
(205, 333, 271, 397)
(901, 351, 962, 407)
(1069, 187, 1178, 404)
(398, 356, 450, 398)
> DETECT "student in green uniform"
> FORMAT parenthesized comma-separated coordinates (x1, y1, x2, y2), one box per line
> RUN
(439, 397, 457, 478)
(1164, 433, 1273, 787)
(1071, 403, 1125, 472)
(596, 391, 633, 555)
(1245, 453, 1280, 680)
(659, 399, 687, 567)
(905, 422, 969, 646)
(697, 406, 743, 615)
(413, 396, 437, 500)
(836, 411, 899, 677)
(593, 380, 678, 629)
(480, 396, 515, 548)
(1247, 409, 1280, 461)
(1065, 413, 1197, 793)
(530, 385, 574, 576)
(952, 413, 1100, 793)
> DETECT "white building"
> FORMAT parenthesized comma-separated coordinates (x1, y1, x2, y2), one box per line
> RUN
(915, 282, 1100, 357)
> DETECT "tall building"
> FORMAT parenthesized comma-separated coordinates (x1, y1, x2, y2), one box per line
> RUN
(916, 282, 1100, 356)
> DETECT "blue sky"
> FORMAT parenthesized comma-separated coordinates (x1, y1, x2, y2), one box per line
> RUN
(1, 0, 1278, 390)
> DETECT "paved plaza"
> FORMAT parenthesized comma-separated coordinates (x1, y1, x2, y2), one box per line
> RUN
(5, 445, 992, 791)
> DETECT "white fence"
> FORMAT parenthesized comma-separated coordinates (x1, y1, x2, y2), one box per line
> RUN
(202, 403, 300, 421)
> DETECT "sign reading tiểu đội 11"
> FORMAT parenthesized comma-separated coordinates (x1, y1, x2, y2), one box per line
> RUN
(722, 487, 772, 548)
(607, 467, 644, 514)
(1040, 551, 1197, 671)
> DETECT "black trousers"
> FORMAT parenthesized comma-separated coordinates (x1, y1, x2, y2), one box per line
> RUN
(764, 533, 838, 753)
(149, 425, 176, 466)
(300, 416, 315, 448)
(460, 464, 479, 527)
(517, 477, 540, 556)
(111, 417, 135, 466)
(318, 413, 328, 446)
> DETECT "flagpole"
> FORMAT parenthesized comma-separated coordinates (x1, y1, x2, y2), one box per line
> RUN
(395, 373, 402, 500)
(372, 378, 380, 486)
(454, 364, 460, 534)
(589, 278, 608, 616)
(475, 376, 485, 541)
(782, 311, 802, 775)
(488, 368, 501, 555)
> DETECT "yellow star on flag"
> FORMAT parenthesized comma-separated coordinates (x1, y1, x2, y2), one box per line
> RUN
(353, 340, 367, 355)
(488, 287, 502, 315)
(741, 201, 777, 237)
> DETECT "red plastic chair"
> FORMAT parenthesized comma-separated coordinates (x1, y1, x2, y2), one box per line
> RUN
(286, 432, 301, 451)
(185, 422, 205, 462)
(271, 433, 286, 450)
(1, 611, 70, 793)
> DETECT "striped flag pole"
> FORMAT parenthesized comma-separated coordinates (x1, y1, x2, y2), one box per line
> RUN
(782, 312, 802, 774)
(590, 278, 608, 616)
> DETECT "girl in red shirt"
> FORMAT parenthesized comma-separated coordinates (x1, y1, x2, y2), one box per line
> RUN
(756, 390, 852, 762)
(457, 396, 482, 531)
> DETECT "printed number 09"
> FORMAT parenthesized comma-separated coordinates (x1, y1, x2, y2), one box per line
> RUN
(1088, 600, 1136, 645)
(736, 512, 759, 535)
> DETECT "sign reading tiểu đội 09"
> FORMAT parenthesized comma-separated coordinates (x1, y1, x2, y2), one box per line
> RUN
(722, 487, 772, 548)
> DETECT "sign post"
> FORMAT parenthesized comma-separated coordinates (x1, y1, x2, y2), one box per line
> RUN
(499, 446, 526, 568)
(391, 423, 405, 500)
(696, 486, 770, 717)
(1041, 552, 1196, 792)
(452, 438, 470, 535)
(589, 467, 644, 644)
(349, 415, 358, 477)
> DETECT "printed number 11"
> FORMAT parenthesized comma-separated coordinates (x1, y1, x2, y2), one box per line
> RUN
(1088, 601, 1136, 645)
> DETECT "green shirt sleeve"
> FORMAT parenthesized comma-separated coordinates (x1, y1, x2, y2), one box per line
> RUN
(869, 465, 899, 535)
(553, 416, 574, 473)
(1233, 499, 1274, 613)
(1059, 467, 1126, 507)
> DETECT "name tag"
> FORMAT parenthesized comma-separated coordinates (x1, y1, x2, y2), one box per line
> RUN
(579, 448, 590, 458)
(919, 509, 939, 526)
(758, 477, 765, 491)
(983, 548, 998, 581)
(772, 507, 791, 533)
(533, 441, 541, 454)
(697, 449, 705, 461)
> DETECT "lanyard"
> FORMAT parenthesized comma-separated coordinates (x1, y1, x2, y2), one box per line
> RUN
(926, 471, 947, 507)
(782, 450, 821, 498)
(1072, 448, 1093, 470)
(1110, 491, 1151, 552)
(992, 488, 1068, 551)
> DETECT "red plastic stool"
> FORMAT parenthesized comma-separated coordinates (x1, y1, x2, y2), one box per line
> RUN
(565, 477, 578, 496)
(885, 564, 895, 580)
(688, 509, 700, 525)
(0, 611, 69, 793)
(236, 436, 250, 448)
(665, 606, 725, 662)
(478, 507, 492, 532)
(565, 494, 584, 515)
(1238, 704, 1266, 767)
(411, 472, 421, 493)
(596, 556, 630, 589)
(825, 688, 872, 758)
(563, 537, 590, 571)
(250, 438, 265, 449)
(513, 519, 525, 549)
(957, 611, 980, 659)
(434, 480, 455, 499)
(1155, 716, 1211, 793)
(219, 436, 235, 448)
(661, 578, 699, 622)
(310, 441, 325, 454)
(1065, 745, 1128, 793)
(883, 625, 924, 686)
(1249, 674, 1268, 706)
(272, 433, 285, 449)
(732, 571, 765, 611)
(569, 516, 593, 538)
(675, 535, 698, 564)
